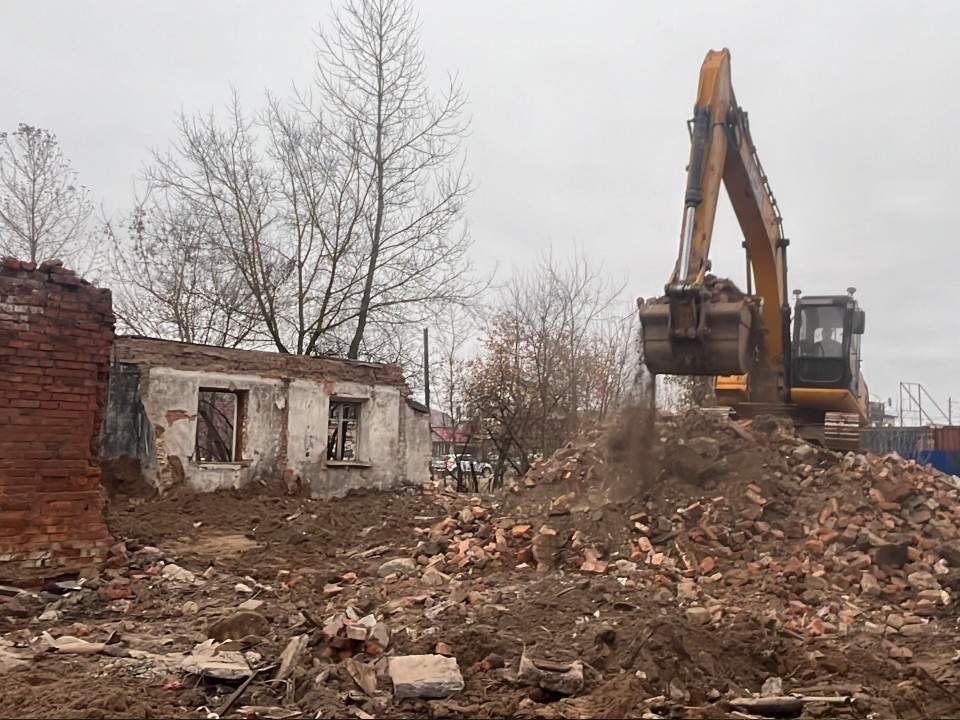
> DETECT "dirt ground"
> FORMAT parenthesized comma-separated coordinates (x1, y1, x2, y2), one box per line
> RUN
(3, 409, 960, 719)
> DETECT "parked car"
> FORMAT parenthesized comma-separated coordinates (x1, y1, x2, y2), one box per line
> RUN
(440, 453, 492, 478)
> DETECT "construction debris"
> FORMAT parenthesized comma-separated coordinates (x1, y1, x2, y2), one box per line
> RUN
(388, 654, 464, 698)
(181, 640, 253, 680)
(518, 649, 585, 695)
(3, 407, 960, 718)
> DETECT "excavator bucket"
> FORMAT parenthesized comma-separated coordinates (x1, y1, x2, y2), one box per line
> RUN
(639, 296, 756, 376)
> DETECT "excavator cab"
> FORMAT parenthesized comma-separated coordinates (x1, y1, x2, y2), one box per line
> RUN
(790, 292, 865, 394)
(788, 291, 868, 449)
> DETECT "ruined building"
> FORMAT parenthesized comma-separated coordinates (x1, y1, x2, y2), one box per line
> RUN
(1, 257, 430, 580)
(100, 337, 431, 498)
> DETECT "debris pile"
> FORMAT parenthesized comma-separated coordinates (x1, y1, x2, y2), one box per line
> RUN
(2, 409, 960, 718)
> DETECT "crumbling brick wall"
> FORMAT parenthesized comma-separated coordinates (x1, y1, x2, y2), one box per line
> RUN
(0, 258, 115, 581)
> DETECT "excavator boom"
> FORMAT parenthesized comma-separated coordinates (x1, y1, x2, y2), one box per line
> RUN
(639, 49, 788, 398)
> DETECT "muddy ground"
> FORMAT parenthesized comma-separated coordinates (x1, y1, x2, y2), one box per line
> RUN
(3, 410, 960, 719)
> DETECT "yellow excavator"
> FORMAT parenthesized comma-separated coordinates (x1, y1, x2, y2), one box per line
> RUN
(638, 48, 868, 450)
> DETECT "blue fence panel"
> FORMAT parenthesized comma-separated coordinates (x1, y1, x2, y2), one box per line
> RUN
(917, 450, 960, 476)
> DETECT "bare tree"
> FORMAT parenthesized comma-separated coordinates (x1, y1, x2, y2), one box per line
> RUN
(0, 124, 96, 272)
(105, 196, 260, 347)
(261, 93, 372, 356)
(313, 0, 477, 360)
(113, 0, 480, 363)
(429, 305, 478, 419)
(145, 97, 292, 351)
(464, 250, 632, 478)
(120, 93, 359, 353)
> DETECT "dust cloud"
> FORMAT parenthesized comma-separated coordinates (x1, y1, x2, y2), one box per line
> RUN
(604, 334, 661, 502)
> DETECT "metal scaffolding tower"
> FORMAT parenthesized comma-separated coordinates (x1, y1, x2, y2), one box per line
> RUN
(898, 382, 953, 426)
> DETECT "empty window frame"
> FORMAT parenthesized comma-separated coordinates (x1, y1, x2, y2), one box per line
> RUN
(196, 389, 245, 463)
(327, 400, 362, 461)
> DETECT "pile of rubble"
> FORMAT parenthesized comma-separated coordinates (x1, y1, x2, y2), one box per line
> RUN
(455, 409, 960, 650)
(3, 409, 960, 718)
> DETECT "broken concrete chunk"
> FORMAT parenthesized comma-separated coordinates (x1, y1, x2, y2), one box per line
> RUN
(345, 625, 369, 642)
(160, 563, 196, 583)
(238, 598, 264, 612)
(367, 622, 391, 651)
(532, 533, 560, 570)
(346, 657, 378, 696)
(687, 436, 720, 461)
(791, 444, 816, 461)
(685, 606, 712, 625)
(181, 644, 252, 680)
(760, 676, 783, 697)
(420, 568, 448, 587)
(322, 614, 345, 639)
(907, 570, 940, 592)
(859, 572, 881, 597)
(208, 611, 270, 642)
(517, 650, 584, 696)
(886, 613, 905, 629)
(378, 558, 418, 578)
(389, 654, 464, 698)
(2, 595, 40, 618)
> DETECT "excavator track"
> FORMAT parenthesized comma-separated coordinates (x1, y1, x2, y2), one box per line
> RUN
(824, 412, 860, 452)
(726, 403, 861, 452)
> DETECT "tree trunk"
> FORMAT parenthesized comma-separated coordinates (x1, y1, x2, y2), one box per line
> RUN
(348, 27, 386, 360)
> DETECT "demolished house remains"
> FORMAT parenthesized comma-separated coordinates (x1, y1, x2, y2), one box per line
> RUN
(100, 337, 431, 499)
(9, 258, 960, 718)
(1, 257, 430, 582)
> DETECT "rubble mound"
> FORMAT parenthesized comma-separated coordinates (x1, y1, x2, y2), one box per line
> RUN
(3, 409, 960, 718)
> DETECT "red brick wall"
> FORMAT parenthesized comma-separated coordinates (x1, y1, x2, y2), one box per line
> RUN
(0, 257, 115, 581)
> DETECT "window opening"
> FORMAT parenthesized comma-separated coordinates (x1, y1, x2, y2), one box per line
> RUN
(328, 400, 361, 461)
(196, 389, 244, 462)
(798, 306, 845, 358)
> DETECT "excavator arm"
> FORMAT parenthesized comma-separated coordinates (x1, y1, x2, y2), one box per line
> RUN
(640, 48, 871, 449)
(640, 49, 790, 397)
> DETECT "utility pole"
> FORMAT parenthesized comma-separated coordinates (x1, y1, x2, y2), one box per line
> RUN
(423, 328, 431, 410)
(899, 383, 904, 427)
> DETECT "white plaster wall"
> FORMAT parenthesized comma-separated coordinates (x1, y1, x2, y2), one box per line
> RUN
(140, 367, 286, 492)
(403, 405, 432, 486)
(291, 380, 404, 498)
(286, 379, 326, 483)
(137, 366, 422, 497)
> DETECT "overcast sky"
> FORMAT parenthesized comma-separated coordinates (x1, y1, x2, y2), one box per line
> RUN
(2, 1, 957, 420)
